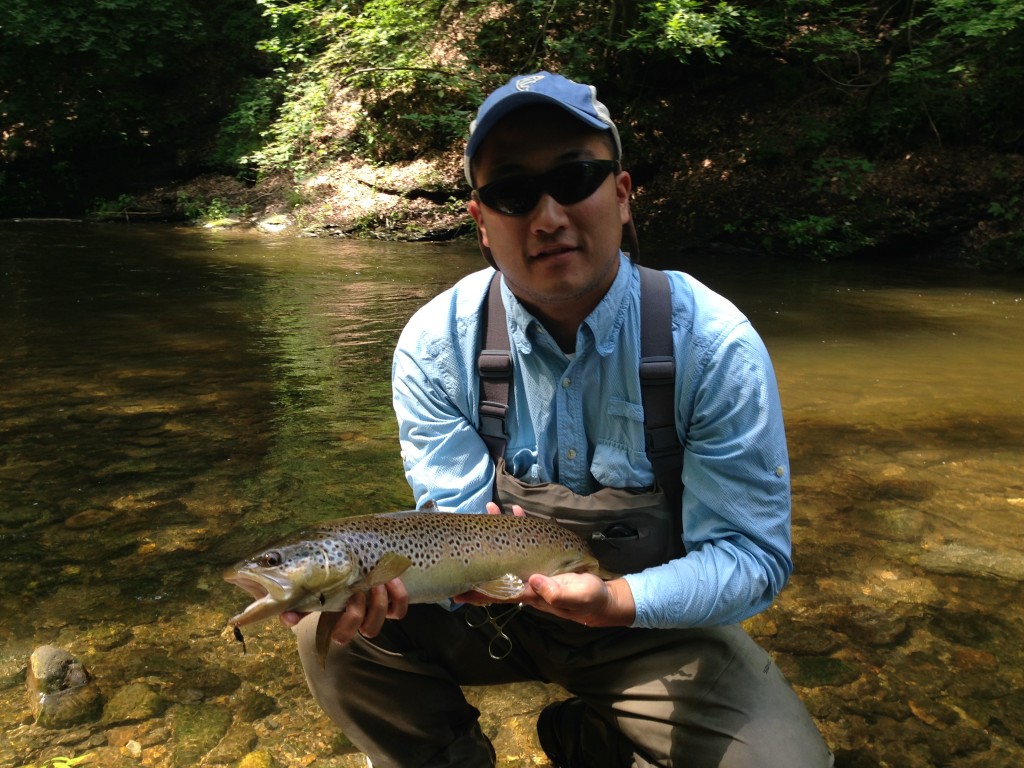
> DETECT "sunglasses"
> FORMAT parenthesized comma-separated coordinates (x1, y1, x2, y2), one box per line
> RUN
(474, 159, 620, 216)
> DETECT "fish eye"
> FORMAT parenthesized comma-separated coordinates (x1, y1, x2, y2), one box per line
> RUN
(257, 551, 283, 568)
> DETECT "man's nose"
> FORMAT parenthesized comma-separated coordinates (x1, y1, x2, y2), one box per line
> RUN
(529, 192, 570, 232)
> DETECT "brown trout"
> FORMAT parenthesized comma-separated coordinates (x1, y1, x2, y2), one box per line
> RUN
(224, 506, 605, 664)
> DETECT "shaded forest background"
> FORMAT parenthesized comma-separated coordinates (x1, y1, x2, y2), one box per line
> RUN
(2, 0, 1022, 267)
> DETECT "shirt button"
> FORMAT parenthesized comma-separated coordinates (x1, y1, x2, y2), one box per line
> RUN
(567, 449, 577, 460)
(775, 466, 786, 478)
(562, 377, 571, 388)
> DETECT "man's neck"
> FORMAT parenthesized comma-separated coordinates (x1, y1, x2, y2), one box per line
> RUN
(538, 314, 583, 354)
(520, 298, 595, 354)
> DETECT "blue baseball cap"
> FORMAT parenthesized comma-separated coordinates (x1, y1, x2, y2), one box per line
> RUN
(464, 72, 622, 185)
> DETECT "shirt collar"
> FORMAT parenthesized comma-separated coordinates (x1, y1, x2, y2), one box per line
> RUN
(587, 252, 634, 357)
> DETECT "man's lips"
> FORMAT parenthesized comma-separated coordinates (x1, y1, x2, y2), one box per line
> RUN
(532, 244, 577, 259)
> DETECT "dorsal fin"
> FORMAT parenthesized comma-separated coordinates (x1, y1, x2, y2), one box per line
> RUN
(417, 499, 439, 512)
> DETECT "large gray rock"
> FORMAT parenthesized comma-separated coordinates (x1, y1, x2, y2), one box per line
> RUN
(26, 645, 103, 728)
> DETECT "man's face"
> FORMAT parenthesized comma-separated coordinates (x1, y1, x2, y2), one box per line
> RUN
(468, 106, 632, 321)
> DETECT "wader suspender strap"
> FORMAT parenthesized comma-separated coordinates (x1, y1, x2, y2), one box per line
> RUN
(637, 267, 682, 484)
(477, 268, 682, 488)
(477, 273, 512, 462)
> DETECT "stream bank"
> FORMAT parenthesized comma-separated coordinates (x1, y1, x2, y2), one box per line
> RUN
(126, 138, 1024, 272)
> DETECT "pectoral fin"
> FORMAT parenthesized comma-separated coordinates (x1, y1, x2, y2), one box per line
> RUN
(471, 573, 527, 600)
(364, 552, 413, 587)
(315, 611, 344, 669)
(312, 554, 412, 668)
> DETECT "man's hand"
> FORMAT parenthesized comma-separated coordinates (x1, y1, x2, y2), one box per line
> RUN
(453, 501, 637, 627)
(279, 577, 409, 645)
(521, 572, 636, 627)
(454, 571, 636, 627)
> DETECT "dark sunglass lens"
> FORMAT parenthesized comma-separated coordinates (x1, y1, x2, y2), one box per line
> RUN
(477, 161, 616, 215)
(479, 178, 542, 215)
(548, 162, 613, 206)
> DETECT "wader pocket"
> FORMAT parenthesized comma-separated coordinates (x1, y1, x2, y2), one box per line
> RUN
(494, 460, 683, 574)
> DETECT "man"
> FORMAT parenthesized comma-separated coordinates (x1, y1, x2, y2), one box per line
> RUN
(286, 72, 833, 768)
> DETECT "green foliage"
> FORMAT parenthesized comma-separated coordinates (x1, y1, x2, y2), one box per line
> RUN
(210, 76, 286, 174)
(0, 0, 270, 214)
(244, 0, 485, 173)
(241, 0, 760, 176)
(766, 214, 875, 260)
(809, 156, 876, 201)
(988, 197, 1020, 222)
(883, 0, 1024, 144)
(90, 194, 139, 221)
(2, 0, 1022, 262)
(237, 0, 1023, 183)
(623, 1, 742, 61)
(736, 0, 1024, 147)
(176, 193, 250, 224)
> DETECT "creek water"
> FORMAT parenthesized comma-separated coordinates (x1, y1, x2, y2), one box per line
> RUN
(1, 221, 1022, 767)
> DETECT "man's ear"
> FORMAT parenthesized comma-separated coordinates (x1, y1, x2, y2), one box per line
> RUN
(468, 198, 497, 268)
(615, 170, 633, 226)
(468, 198, 490, 249)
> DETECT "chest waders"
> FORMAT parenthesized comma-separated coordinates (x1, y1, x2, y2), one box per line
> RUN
(477, 267, 685, 574)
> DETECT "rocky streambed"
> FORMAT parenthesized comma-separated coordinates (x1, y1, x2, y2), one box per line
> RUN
(3, 544, 1022, 768)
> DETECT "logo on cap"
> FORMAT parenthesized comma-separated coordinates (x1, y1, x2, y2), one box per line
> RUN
(515, 75, 545, 92)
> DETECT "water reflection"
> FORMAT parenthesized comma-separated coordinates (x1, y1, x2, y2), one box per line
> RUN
(1, 222, 1022, 766)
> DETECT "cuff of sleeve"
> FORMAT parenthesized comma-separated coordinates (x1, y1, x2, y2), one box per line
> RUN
(623, 572, 652, 629)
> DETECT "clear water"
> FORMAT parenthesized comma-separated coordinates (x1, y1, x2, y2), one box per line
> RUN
(1, 222, 1022, 766)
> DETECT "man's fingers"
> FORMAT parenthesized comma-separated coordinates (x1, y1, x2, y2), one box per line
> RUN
(360, 584, 390, 637)
(484, 501, 527, 516)
(279, 610, 305, 628)
(385, 578, 409, 619)
(330, 592, 366, 644)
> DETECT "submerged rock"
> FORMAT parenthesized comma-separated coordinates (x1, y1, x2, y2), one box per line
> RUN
(102, 682, 167, 724)
(169, 702, 232, 767)
(26, 645, 103, 728)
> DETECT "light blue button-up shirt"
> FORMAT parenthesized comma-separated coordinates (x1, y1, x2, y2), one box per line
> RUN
(392, 254, 792, 628)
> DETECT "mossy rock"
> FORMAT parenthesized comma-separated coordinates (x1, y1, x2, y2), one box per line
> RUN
(170, 702, 232, 767)
(782, 655, 861, 688)
(234, 688, 278, 722)
(237, 748, 278, 768)
(103, 682, 167, 724)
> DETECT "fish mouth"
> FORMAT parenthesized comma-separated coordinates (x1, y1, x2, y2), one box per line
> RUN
(223, 568, 296, 627)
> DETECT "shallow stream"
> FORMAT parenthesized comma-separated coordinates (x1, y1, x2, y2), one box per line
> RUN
(1, 222, 1022, 766)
